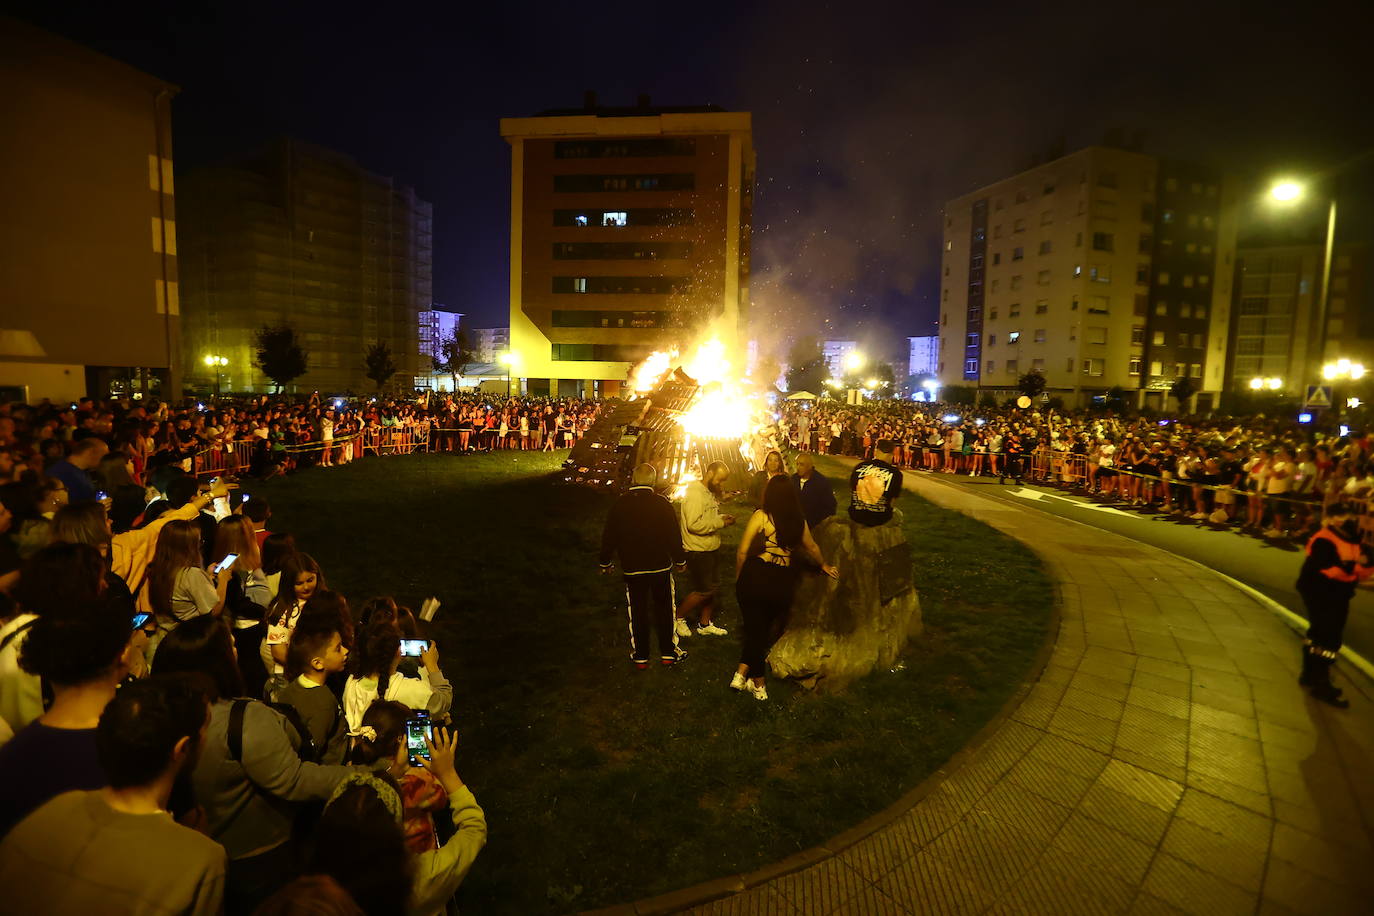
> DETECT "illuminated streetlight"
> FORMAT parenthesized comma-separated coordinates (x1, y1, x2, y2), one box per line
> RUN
(864, 378, 878, 390)
(844, 352, 865, 372)
(1249, 377, 1263, 390)
(1248, 376, 1283, 391)
(1269, 180, 1303, 202)
(499, 351, 520, 396)
(1323, 359, 1365, 381)
(203, 354, 228, 399)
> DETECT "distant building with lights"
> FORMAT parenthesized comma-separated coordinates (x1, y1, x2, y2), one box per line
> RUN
(417, 306, 462, 389)
(907, 335, 938, 378)
(938, 145, 1240, 409)
(0, 18, 180, 403)
(500, 95, 754, 398)
(821, 340, 858, 377)
(1227, 242, 1371, 394)
(178, 138, 431, 394)
(469, 327, 510, 363)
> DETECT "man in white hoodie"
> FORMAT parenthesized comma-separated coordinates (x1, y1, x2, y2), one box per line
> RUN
(676, 461, 735, 637)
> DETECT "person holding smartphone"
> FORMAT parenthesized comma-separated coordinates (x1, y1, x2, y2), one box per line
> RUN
(342, 621, 452, 734)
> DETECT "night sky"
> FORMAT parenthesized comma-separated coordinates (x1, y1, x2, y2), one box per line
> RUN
(11, 0, 1372, 368)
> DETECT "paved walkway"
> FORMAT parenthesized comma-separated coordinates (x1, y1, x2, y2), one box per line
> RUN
(654, 472, 1374, 915)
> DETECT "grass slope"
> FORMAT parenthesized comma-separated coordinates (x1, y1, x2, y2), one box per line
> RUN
(255, 452, 1053, 914)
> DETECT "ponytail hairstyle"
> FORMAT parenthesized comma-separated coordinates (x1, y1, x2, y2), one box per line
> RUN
(351, 620, 400, 703)
(346, 699, 408, 766)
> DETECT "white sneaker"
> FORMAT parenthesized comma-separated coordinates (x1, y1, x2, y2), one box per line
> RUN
(675, 619, 692, 638)
(750, 682, 768, 701)
(730, 672, 748, 691)
(1190, 512, 1206, 520)
(698, 623, 729, 636)
(1263, 528, 1280, 538)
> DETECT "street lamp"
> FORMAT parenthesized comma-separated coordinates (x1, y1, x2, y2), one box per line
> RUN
(844, 351, 864, 373)
(1321, 358, 1365, 381)
(499, 352, 520, 397)
(1268, 178, 1337, 374)
(1248, 376, 1283, 391)
(203, 354, 228, 399)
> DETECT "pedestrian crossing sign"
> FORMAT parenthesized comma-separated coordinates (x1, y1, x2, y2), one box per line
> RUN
(1304, 385, 1332, 408)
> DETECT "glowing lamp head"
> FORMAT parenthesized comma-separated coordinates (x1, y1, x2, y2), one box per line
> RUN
(844, 352, 864, 372)
(1270, 181, 1303, 202)
(1249, 377, 1264, 390)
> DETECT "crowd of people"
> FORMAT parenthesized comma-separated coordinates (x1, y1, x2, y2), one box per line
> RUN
(778, 399, 1373, 545)
(0, 394, 524, 915)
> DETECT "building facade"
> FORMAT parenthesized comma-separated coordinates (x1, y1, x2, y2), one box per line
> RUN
(938, 146, 1238, 409)
(0, 17, 180, 404)
(469, 327, 511, 363)
(821, 340, 858, 377)
(501, 99, 754, 398)
(1228, 242, 1372, 394)
(907, 335, 938, 377)
(417, 306, 462, 389)
(178, 138, 431, 394)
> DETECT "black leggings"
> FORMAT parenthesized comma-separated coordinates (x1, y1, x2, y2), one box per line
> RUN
(735, 558, 797, 676)
(1303, 593, 1350, 653)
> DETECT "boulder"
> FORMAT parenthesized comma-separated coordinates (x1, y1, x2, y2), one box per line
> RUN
(768, 512, 923, 692)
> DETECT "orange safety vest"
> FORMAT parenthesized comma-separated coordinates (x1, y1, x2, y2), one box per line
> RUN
(1306, 528, 1372, 583)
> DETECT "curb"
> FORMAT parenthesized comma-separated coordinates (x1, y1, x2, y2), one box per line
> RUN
(577, 467, 1065, 915)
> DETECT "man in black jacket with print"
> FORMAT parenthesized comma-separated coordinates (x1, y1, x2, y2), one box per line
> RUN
(600, 464, 688, 669)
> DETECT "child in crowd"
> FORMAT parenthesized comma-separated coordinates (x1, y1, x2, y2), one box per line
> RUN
(275, 615, 350, 764)
(348, 699, 448, 854)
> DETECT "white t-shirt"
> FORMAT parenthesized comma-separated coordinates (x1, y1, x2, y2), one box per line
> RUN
(0, 614, 41, 741)
(343, 670, 438, 734)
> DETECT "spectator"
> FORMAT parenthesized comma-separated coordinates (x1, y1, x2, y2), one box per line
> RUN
(275, 614, 350, 764)
(0, 675, 226, 915)
(263, 552, 324, 696)
(848, 439, 903, 527)
(261, 532, 298, 603)
(46, 436, 108, 503)
(792, 451, 837, 531)
(312, 724, 486, 916)
(732, 476, 837, 701)
(675, 460, 735, 638)
(153, 615, 360, 915)
(148, 519, 231, 624)
(244, 493, 273, 547)
(0, 593, 135, 836)
(0, 543, 107, 740)
(252, 875, 364, 916)
(213, 516, 272, 698)
(343, 621, 452, 733)
(346, 700, 448, 855)
(598, 463, 688, 670)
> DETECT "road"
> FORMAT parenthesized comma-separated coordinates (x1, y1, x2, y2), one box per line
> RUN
(911, 469, 1374, 668)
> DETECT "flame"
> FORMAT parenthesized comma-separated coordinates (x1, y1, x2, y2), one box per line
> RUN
(680, 382, 754, 439)
(630, 348, 678, 394)
(672, 468, 699, 500)
(683, 338, 731, 385)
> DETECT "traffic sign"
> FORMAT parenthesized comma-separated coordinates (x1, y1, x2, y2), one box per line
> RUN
(1304, 385, 1332, 408)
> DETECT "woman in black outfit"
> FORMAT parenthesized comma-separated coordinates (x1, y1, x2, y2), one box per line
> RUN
(731, 476, 837, 702)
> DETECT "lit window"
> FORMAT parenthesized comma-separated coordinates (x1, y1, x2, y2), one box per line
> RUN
(1129, 356, 1142, 375)
(1073, 264, 1082, 278)
(1155, 301, 1168, 316)
(1150, 361, 1162, 376)
(1175, 362, 1186, 378)
(1189, 363, 1202, 378)
(1008, 331, 1021, 343)
(946, 240, 953, 251)
(574, 214, 589, 227)
(603, 212, 628, 227)
(1182, 275, 1195, 288)
(1152, 331, 1164, 345)
(1158, 270, 1170, 285)
(573, 277, 588, 293)
(1198, 274, 1210, 286)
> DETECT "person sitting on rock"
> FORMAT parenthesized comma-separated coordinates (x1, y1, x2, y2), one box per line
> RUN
(793, 452, 836, 531)
(849, 439, 903, 527)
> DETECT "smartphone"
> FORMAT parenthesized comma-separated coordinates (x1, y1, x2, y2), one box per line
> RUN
(405, 713, 431, 765)
(131, 611, 152, 630)
(213, 553, 238, 574)
(96, 490, 109, 501)
(399, 638, 428, 657)
(241, 493, 251, 504)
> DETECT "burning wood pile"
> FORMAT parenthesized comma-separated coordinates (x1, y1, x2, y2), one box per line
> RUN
(562, 338, 759, 494)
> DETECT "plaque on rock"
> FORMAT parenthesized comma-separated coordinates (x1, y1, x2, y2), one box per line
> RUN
(878, 542, 913, 604)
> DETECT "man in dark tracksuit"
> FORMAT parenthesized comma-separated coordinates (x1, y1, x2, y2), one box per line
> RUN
(600, 463, 688, 669)
(1296, 502, 1371, 708)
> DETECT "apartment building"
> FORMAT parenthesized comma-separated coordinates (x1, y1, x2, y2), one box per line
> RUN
(501, 97, 754, 398)
(0, 17, 180, 403)
(178, 138, 431, 394)
(938, 146, 1238, 409)
(907, 335, 938, 377)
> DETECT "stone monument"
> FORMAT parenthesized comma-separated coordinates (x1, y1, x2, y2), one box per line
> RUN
(768, 511, 922, 692)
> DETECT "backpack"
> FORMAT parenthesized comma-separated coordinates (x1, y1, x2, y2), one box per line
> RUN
(226, 697, 341, 765)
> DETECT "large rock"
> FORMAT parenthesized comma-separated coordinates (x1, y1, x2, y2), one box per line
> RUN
(768, 512, 923, 692)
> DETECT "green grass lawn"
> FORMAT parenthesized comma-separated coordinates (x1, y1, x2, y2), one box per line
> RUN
(254, 451, 1053, 914)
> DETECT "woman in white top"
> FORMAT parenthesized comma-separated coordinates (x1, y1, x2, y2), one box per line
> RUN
(343, 620, 453, 734)
(1264, 447, 1294, 539)
(261, 551, 323, 697)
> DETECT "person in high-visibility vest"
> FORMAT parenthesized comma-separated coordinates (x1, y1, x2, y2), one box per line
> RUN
(1296, 503, 1372, 708)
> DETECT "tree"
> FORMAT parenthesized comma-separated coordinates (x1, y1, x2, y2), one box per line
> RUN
(1017, 371, 1047, 399)
(254, 325, 308, 394)
(784, 336, 829, 393)
(432, 328, 475, 391)
(1169, 376, 1197, 410)
(365, 341, 398, 393)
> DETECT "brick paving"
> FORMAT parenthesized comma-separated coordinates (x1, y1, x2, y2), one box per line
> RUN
(635, 472, 1374, 916)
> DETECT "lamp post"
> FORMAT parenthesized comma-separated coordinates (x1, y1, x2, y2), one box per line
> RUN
(499, 352, 520, 397)
(203, 354, 228, 400)
(1322, 359, 1366, 418)
(1269, 180, 1337, 377)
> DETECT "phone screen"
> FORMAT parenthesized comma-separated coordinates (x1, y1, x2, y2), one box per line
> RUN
(214, 553, 239, 574)
(405, 715, 431, 764)
(131, 612, 152, 630)
(399, 638, 428, 657)
(96, 490, 109, 501)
